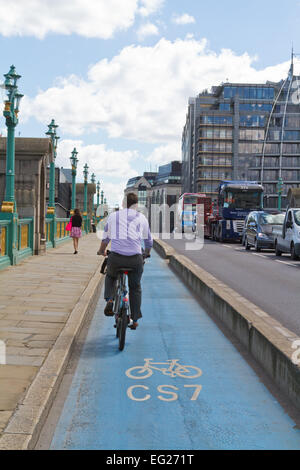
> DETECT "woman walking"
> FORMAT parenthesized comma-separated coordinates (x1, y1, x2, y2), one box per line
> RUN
(70, 208, 82, 254)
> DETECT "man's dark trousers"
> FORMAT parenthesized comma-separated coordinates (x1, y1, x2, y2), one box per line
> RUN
(104, 251, 144, 321)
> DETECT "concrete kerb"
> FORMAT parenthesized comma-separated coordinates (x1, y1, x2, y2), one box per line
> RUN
(154, 239, 300, 412)
(0, 259, 105, 450)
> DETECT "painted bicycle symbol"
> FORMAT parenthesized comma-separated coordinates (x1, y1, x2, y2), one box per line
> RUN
(126, 358, 202, 380)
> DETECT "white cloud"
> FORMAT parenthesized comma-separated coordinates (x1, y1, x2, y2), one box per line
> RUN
(57, 139, 139, 179)
(56, 139, 139, 205)
(22, 37, 293, 148)
(137, 22, 159, 40)
(147, 142, 181, 166)
(0, 0, 163, 39)
(138, 0, 164, 17)
(172, 13, 196, 25)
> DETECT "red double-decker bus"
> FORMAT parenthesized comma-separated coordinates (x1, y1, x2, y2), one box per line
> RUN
(177, 193, 212, 234)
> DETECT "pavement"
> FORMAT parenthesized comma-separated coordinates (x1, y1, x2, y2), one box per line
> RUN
(0, 234, 104, 447)
(41, 250, 300, 450)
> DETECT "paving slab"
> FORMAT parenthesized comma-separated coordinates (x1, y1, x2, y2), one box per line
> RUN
(0, 234, 104, 446)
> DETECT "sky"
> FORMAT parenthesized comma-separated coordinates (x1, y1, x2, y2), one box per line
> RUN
(0, 0, 300, 205)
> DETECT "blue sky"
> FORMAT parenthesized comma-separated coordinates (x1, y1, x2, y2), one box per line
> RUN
(0, 0, 299, 204)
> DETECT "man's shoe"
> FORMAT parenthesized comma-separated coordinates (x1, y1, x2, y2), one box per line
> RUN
(128, 319, 138, 330)
(104, 300, 114, 317)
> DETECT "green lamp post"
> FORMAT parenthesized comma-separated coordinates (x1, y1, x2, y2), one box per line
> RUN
(97, 181, 100, 208)
(101, 190, 104, 205)
(70, 148, 78, 215)
(0, 65, 23, 265)
(83, 163, 89, 233)
(90, 173, 96, 224)
(45, 119, 59, 215)
(1, 65, 23, 213)
(277, 176, 283, 211)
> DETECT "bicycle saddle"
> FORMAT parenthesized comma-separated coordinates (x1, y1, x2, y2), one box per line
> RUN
(118, 268, 134, 273)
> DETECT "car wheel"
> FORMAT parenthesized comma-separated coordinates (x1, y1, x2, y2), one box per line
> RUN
(254, 239, 261, 252)
(275, 242, 282, 257)
(245, 237, 251, 251)
(291, 243, 299, 261)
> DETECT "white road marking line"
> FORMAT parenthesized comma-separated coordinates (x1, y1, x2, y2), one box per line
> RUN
(251, 253, 267, 259)
(221, 245, 232, 248)
(275, 260, 298, 267)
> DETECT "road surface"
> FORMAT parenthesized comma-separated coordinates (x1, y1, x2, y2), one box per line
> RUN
(167, 236, 300, 336)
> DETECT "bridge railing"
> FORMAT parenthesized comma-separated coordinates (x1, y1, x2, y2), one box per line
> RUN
(0, 219, 12, 269)
(56, 218, 70, 245)
(17, 218, 34, 262)
(45, 218, 53, 249)
(0, 214, 91, 270)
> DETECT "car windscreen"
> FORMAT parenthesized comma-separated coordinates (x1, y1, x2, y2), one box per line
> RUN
(258, 213, 285, 225)
(293, 210, 300, 226)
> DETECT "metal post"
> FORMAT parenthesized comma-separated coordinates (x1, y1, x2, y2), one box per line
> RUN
(0, 65, 23, 265)
(97, 181, 100, 207)
(83, 163, 89, 233)
(45, 119, 59, 215)
(70, 148, 78, 214)
(277, 177, 283, 211)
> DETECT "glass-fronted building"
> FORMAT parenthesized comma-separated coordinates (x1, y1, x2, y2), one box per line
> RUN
(249, 61, 300, 208)
(182, 83, 274, 200)
(182, 61, 300, 208)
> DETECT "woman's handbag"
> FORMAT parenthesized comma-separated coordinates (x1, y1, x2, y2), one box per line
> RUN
(66, 218, 72, 231)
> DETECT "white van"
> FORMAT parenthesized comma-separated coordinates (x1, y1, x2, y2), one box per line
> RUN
(274, 208, 300, 259)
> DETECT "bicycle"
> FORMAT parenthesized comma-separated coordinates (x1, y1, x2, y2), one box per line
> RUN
(100, 250, 150, 351)
(114, 267, 132, 351)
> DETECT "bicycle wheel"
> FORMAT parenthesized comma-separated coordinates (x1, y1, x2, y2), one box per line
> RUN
(118, 307, 128, 351)
(125, 366, 153, 379)
(116, 316, 120, 338)
(175, 365, 202, 379)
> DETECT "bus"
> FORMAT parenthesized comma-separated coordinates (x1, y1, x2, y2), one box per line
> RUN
(177, 193, 212, 233)
(208, 181, 264, 242)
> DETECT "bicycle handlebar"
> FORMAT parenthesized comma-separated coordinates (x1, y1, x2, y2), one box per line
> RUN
(100, 249, 150, 274)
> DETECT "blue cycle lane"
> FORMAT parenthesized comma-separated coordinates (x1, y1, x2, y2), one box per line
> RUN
(50, 251, 300, 450)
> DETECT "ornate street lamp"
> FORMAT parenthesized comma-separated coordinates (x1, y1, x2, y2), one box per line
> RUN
(0, 65, 23, 265)
(97, 181, 100, 208)
(83, 163, 89, 232)
(90, 173, 96, 225)
(1, 65, 23, 213)
(45, 119, 59, 215)
(70, 148, 78, 214)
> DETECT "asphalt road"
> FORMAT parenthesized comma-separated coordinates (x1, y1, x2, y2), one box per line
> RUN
(166, 235, 300, 336)
(36, 251, 300, 450)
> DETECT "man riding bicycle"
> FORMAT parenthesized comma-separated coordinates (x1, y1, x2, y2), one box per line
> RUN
(97, 193, 153, 329)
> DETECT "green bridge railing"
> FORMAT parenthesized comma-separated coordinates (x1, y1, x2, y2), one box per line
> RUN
(0, 217, 34, 270)
(17, 218, 34, 262)
(0, 218, 12, 270)
(0, 215, 91, 270)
